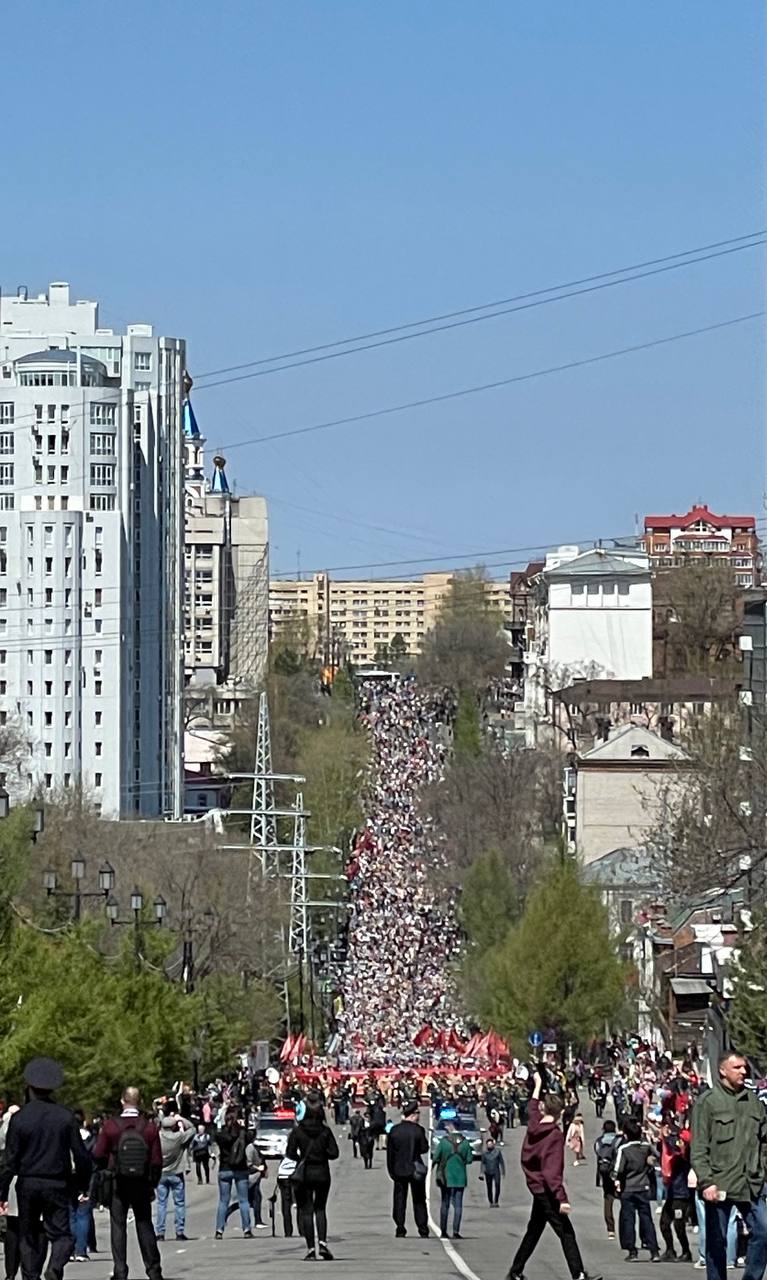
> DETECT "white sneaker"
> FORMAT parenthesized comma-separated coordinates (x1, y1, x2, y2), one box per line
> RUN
(695, 1260, 705, 1268)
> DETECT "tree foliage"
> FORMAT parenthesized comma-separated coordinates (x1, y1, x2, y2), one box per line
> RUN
(655, 563, 741, 676)
(648, 702, 762, 900)
(460, 847, 526, 954)
(728, 915, 767, 1067)
(473, 860, 625, 1047)
(453, 691, 482, 758)
(418, 569, 509, 693)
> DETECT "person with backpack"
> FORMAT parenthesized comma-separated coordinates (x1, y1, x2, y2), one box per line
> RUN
(285, 1090, 339, 1262)
(92, 1084, 164, 1280)
(214, 1108, 253, 1239)
(594, 1119, 619, 1238)
(433, 1119, 473, 1240)
(191, 1124, 212, 1184)
(612, 1116, 661, 1262)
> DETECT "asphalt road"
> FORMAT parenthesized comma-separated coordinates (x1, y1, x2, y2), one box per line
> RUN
(93, 1101, 692, 1280)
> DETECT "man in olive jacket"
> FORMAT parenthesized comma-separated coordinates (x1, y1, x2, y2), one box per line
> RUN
(690, 1051, 767, 1280)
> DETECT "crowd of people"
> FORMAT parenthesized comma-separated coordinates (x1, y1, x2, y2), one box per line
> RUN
(338, 677, 464, 1063)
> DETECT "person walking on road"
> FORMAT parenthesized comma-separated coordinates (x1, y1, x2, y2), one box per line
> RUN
(386, 1100, 429, 1240)
(612, 1116, 661, 1262)
(349, 1109, 364, 1160)
(690, 1051, 767, 1280)
(480, 1137, 505, 1207)
(594, 1119, 619, 1238)
(506, 1071, 600, 1280)
(285, 1090, 339, 1262)
(433, 1120, 472, 1239)
(0, 1058, 91, 1280)
(658, 1123, 692, 1262)
(92, 1084, 164, 1280)
(155, 1104, 195, 1242)
(191, 1125, 212, 1184)
(214, 1108, 252, 1239)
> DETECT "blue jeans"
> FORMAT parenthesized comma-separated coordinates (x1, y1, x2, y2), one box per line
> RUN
(155, 1173, 186, 1237)
(69, 1202, 92, 1257)
(704, 1198, 767, 1280)
(439, 1186, 464, 1236)
(216, 1171, 250, 1233)
(695, 1197, 737, 1266)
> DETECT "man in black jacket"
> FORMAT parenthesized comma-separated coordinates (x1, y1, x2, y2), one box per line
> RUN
(386, 1100, 429, 1239)
(612, 1117, 660, 1262)
(0, 1057, 91, 1280)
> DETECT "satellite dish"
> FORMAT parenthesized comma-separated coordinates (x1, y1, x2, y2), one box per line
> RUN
(266, 1067, 280, 1085)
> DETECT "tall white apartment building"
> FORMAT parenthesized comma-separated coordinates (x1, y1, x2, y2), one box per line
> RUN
(0, 282, 185, 818)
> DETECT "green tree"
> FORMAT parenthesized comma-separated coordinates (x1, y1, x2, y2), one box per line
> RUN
(389, 633, 407, 664)
(728, 914, 767, 1065)
(298, 710, 369, 851)
(418, 569, 509, 692)
(453, 691, 481, 758)
(460, 848, 527, 954)
(474, 860, 625, 1046)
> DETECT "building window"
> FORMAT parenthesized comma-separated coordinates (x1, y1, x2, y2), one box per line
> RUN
(0, 465, 13, 486)
(95, 710, 102, 725)
(95, 772, 102, 788)
(0, 434, 13, 455)
(620, 898, 634, 924)
(90, 403, 116, 427)
(0, 405, 13, 425)
(134, 351, 152, 371)
(89, 494, 115, 511)
(89, 432, 115, 456)
(95, 741, 102, 756)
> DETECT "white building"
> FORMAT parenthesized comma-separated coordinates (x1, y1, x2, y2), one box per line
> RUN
(183, 398, 269, 713)
(524, 545, 653, 747)
(0, 282, 185, 818)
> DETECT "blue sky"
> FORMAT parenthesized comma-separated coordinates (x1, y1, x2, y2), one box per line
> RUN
(3, 1, 764, 577)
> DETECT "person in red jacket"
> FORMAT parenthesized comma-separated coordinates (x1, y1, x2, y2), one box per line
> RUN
(92, 1085, 164, 1280)
(506, 1072, 600, 1280)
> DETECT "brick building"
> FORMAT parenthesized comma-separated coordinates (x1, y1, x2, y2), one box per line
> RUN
(642, 504, 759, 587)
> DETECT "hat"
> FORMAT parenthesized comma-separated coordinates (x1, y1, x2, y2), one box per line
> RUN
(403, 1099, 419, 1117)
(24, 1057, 64, 1091)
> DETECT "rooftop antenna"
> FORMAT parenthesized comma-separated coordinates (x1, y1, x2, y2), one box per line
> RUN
(297, 549, 302, 581)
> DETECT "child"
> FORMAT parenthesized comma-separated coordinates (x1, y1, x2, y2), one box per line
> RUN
(566, 1112, 586, 1166)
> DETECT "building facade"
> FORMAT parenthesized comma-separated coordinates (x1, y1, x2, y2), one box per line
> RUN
(522, 545, 653, 747)
(642, 504, 759, 587)
(183, 399, 269, 704)
(0, 282, 185, 818)
(269, 571, 511, 665)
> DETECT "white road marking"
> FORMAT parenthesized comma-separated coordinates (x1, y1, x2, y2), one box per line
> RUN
(427, 1128, 485, 1280)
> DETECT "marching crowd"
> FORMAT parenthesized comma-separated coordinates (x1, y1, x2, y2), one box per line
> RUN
(338, 678, 463, 1064)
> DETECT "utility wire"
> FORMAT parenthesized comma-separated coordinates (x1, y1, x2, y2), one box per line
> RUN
(219, 311, 764, 453)
(193, 231, 766, 386)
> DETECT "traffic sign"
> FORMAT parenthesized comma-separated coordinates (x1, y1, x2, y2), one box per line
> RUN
(528, 1030, 543, 1048)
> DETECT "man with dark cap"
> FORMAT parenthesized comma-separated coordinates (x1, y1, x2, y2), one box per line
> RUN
(385, 1100, 430, 1239)
(0, 1057, 91, 1280)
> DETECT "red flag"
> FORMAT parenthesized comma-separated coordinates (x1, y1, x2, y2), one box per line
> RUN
(412, 1024, 433, 1048)
(448, 1028, 466, 1053)
(280, 1035, 294, 1063)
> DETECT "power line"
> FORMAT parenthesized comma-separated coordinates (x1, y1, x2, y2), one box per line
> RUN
(192, 232, 766, 388)
(219, 311, 764, 453)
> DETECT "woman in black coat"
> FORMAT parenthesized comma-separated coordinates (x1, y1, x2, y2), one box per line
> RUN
(286, 1092, 339, 1261)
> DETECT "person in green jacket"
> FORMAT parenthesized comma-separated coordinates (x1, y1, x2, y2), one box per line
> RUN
(690, 1051, 767, 1280)
(433, 1121, 473, 1240)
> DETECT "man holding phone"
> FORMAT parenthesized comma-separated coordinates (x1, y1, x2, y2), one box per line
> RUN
(507, 1070, 599, 1280)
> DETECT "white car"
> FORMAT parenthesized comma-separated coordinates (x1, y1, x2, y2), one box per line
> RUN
(256, 1109, 296, 1159)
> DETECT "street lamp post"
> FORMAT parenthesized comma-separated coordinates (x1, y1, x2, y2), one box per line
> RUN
(43, 858, 115, 922)
(106, 888, 167, 970)
(181, 906, 216, 995)
(0, 787, 45, 840)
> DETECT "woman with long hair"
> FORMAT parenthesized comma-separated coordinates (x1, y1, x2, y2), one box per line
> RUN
(214, 1107, 252, 1239)
(286, 1090, 339, 1261)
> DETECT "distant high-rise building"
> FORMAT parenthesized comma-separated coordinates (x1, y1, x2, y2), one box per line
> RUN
(642, 504, 759, 586)
(183, 399, 268, 722)
(0, 281, 185, 817)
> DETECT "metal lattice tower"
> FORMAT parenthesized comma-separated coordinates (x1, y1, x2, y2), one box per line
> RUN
(250, 690, 277, 876)
(289, 791, 308, 958)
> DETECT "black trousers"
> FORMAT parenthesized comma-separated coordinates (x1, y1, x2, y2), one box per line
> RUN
(17, 1177, 72, 1280)
(294, 1179, 330, 1251)
(511, 1189, 585, 1280)
(619, 1191, 659, 1254)
(486, 1172, 501, 1205)
(3, 1214, 20, 1280)
(109, 1180, 162, 1280)
(391, 1176, 428, 1235)
(194, 1153, 210, 1183)
(660, 1196, 690, 1255)
(278, 1180, 294, 1236)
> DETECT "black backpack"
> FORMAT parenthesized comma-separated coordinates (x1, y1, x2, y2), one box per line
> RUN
(116, 1119, 150, 1179)
(596, 1135, 616, 1179)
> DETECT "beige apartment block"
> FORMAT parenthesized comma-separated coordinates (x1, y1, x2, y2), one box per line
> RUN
(269, 572, 511, 665)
